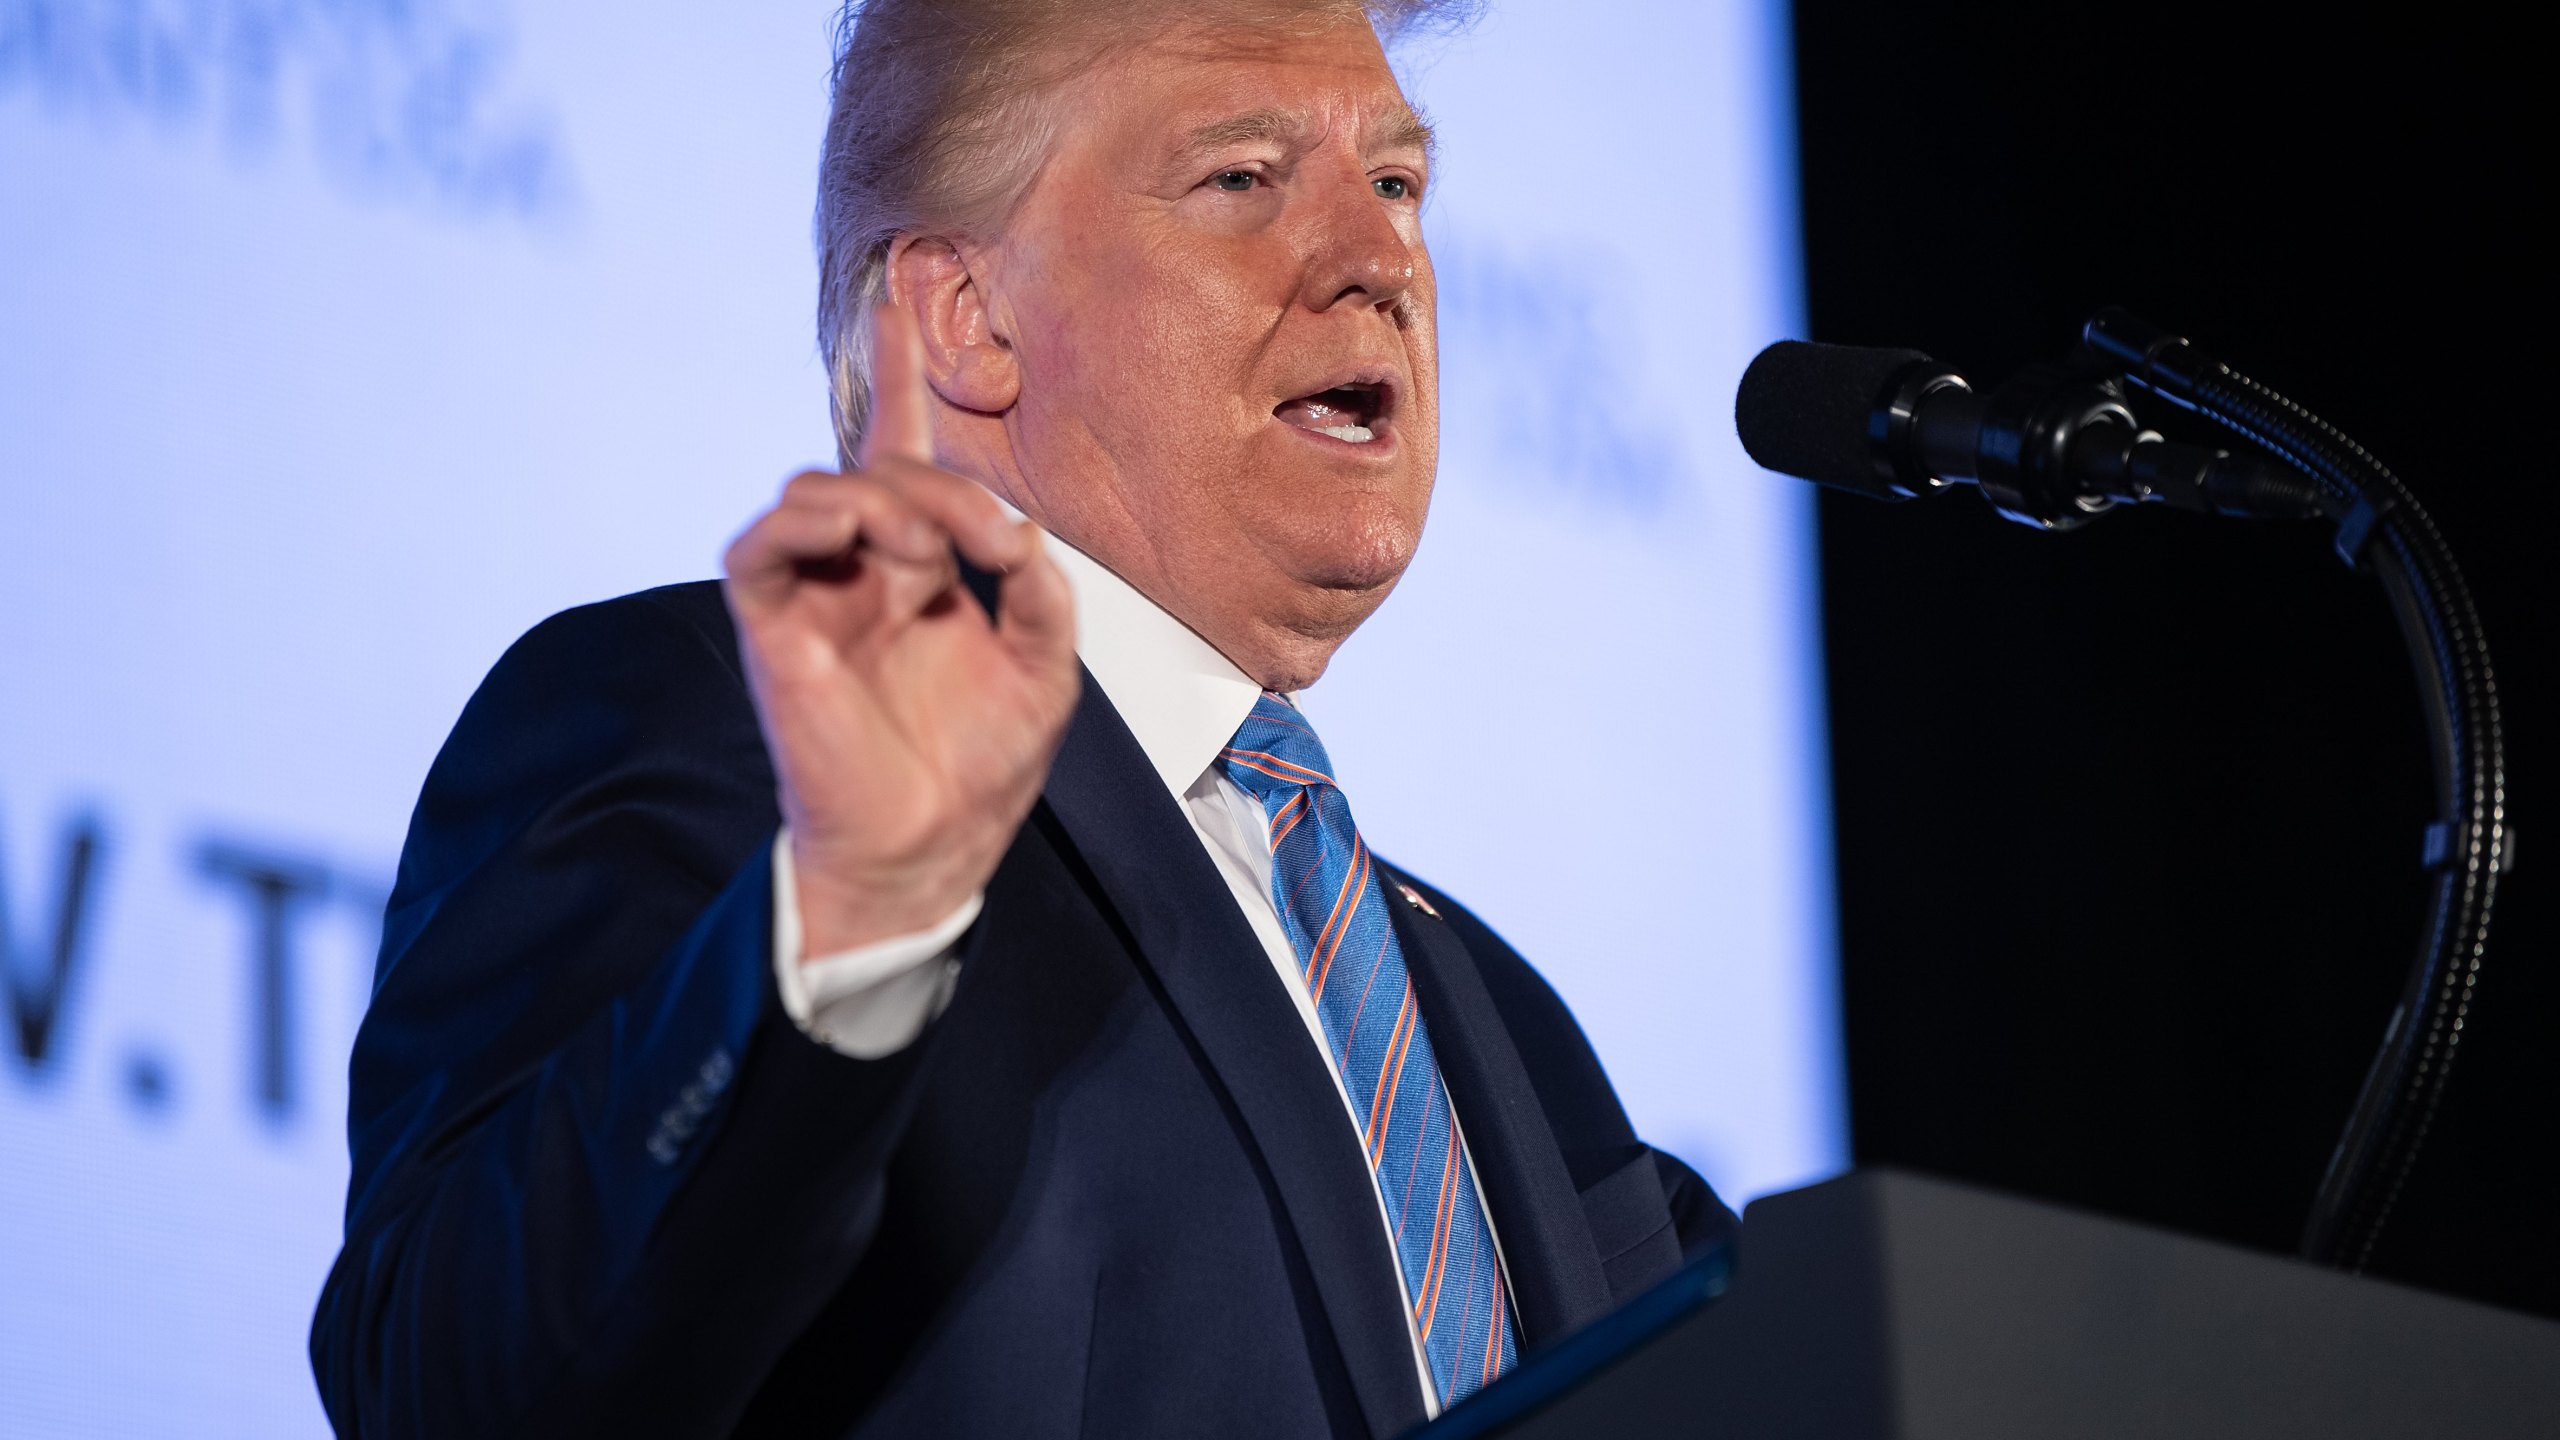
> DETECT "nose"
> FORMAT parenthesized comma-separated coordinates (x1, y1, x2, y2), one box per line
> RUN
(1293, 157, 1418, 317)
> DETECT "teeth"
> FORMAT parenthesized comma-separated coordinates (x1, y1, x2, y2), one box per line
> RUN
(1316, 424, 1375, 443)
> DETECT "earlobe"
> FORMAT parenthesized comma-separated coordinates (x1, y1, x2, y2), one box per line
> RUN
(886, 235, 1020, 416)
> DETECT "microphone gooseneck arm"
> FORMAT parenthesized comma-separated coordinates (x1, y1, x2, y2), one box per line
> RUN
(1738, 312, 2511, 1271)
(2079, 310, 2510, 1270)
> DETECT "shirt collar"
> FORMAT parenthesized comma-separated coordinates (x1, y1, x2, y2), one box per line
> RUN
(1045, 533, 1267, 800)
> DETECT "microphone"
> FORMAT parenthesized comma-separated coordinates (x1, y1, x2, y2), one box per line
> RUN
(1736, 311, 2513, 1274)
(1735, 339, 2325, 529)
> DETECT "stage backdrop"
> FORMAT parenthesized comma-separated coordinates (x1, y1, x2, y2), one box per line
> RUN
(0, 2, 1832, 1432)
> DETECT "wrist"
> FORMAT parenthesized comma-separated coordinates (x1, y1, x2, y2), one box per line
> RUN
(787, 830, 989, 957)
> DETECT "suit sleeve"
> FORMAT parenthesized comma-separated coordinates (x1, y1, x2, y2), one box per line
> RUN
(1648, 1147, 1742, 1263)
(309, 589, 947, 1439)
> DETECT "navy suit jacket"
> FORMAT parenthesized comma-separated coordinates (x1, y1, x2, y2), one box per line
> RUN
(310, 579, 1736, 1439)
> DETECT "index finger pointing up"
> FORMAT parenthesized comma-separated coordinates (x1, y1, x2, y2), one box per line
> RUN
(860, 301, 934, 469)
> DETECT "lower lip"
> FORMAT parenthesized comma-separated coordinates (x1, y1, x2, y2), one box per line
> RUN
(1274, 418, 1399, 458)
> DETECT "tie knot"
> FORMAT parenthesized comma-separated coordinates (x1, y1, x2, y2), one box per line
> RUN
(1219, 691, 1337, 803)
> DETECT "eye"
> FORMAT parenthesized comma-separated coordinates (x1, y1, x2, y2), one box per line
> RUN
(1373, 175, 1412, 201)
(1209, 170, 1257, 193)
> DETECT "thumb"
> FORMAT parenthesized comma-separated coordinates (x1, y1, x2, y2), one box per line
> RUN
(996, 528, 1079, 674)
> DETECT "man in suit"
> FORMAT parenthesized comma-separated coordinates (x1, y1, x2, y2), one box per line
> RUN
(310, 2, 1737, 1435)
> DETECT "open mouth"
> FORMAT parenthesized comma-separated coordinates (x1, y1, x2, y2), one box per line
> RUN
(1274, 378, 1394, 446)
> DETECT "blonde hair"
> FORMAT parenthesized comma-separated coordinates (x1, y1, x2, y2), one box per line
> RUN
(814, 0, 1469, 463)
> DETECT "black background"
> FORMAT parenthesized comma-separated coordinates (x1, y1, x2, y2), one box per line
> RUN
(1791, 2, 2552, 1313)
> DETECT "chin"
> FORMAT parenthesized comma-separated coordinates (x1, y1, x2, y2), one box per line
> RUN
(1285, 511, 1422, 594)
(1253, 480, 1427, 588)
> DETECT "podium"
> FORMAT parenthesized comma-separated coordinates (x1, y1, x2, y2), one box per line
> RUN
(1419, 1169, 2560, 1438)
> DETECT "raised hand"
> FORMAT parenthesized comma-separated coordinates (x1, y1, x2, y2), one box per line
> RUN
(723, 304, 1080, 956)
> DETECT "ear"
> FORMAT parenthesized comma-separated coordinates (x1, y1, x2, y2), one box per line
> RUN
(884, 234, 1019, 417)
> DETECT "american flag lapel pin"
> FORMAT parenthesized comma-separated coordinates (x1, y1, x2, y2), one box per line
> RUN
(1394, 882, 1441, 919)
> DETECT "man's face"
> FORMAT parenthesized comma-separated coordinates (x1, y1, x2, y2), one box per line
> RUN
(986, 14, 1438, 688)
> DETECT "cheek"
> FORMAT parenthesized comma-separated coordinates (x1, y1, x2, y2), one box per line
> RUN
(1032, 232, 1278, 442)
(1130, 242, 1283, 420)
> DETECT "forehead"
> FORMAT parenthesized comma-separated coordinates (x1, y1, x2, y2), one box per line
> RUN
(1059, 14, 1424, 156)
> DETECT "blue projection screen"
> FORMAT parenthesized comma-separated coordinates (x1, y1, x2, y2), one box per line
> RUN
(0, 3, 1836, 1433)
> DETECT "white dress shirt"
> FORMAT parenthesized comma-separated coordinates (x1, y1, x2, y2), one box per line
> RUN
(768, 533, 1508, 1415)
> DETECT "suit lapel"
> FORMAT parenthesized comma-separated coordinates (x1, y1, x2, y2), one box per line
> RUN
(1377, 861, 1615, 1348)
(1039, 671, 1430, 1438)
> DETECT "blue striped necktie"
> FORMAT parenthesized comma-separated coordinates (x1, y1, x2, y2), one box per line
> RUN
(1220, 691, 1517, 1407)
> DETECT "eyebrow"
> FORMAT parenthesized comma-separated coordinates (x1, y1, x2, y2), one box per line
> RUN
(1175, 103, 1437, 166)
(1368, 104, 1436, 162)
(1182, 107, 1299, 155)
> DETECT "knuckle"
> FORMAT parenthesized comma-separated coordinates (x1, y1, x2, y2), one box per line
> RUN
(861, 462, 932, 506)
(782, 469, 857, 503)
(885, 462, 972, 509)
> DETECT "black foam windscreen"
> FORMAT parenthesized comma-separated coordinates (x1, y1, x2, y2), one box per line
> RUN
(1734, 340, 1933, 498)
